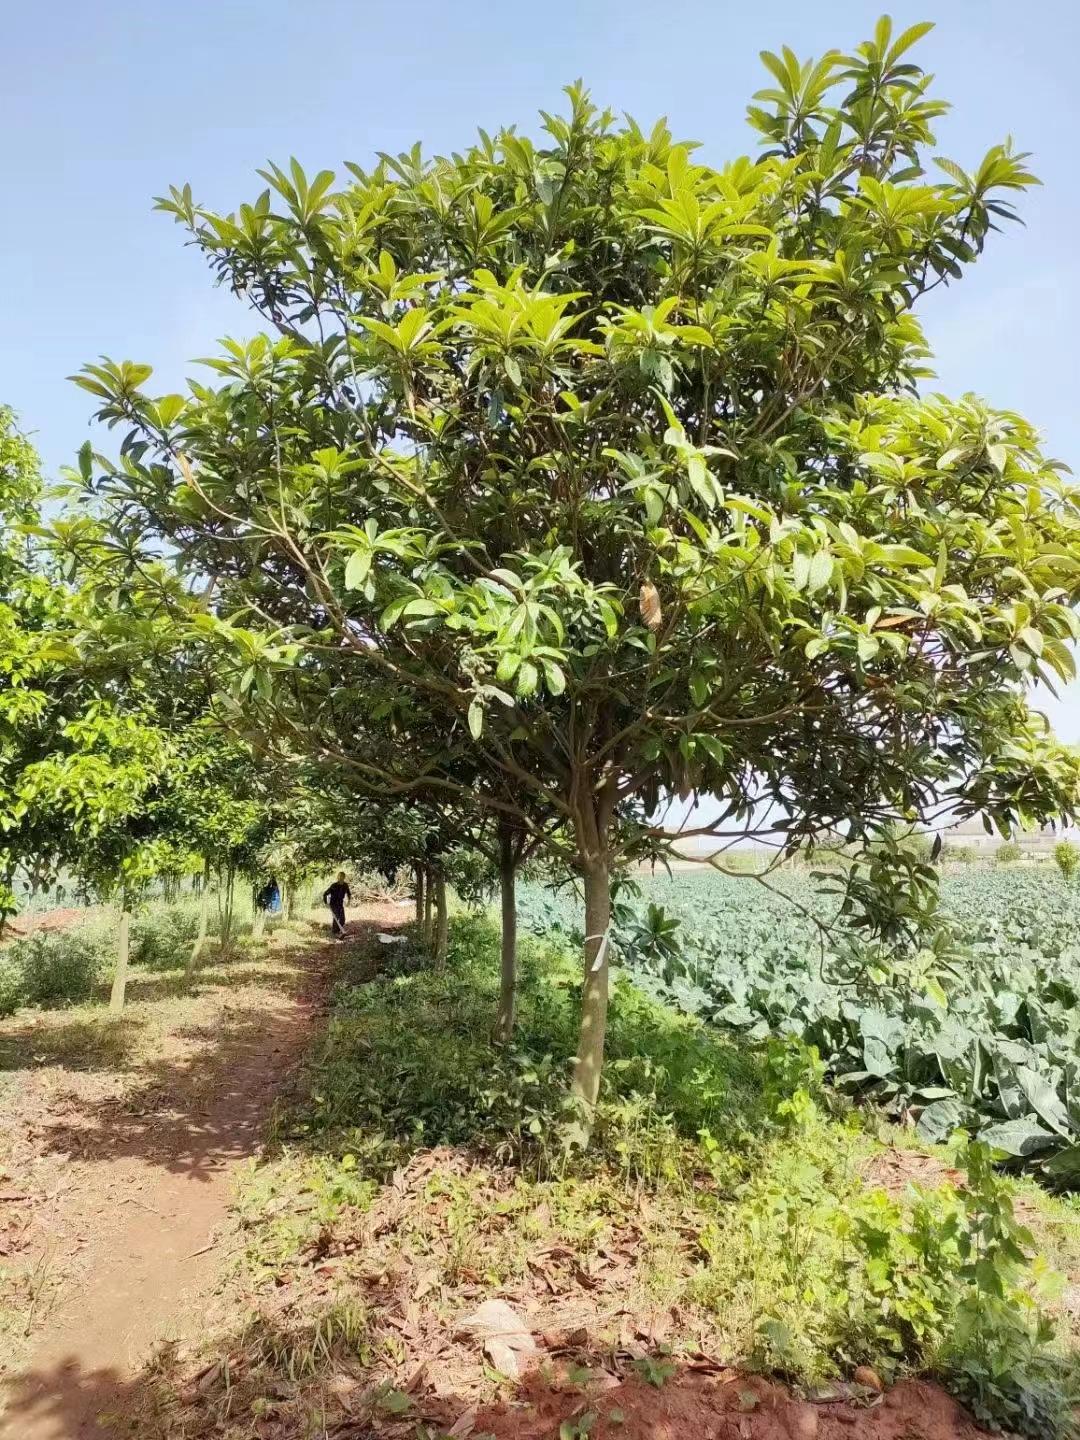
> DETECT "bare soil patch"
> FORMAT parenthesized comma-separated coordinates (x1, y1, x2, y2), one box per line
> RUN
(463, 1369, 987, 1440)
(1, 906, 107, 944)
(0, 928, 332, 1439)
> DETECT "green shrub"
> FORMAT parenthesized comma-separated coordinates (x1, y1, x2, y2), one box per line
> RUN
(939, 1141, 1078, 1438)
(130, 899, 203, 968)
(0, 896, 248, 1016)
(0, 928, 108, 1015)
(1053, 840, 1080, 884)
(996, 840, 1022, 865)
(942, 843, 976, 864)
(732, 1134, 1074, 1437)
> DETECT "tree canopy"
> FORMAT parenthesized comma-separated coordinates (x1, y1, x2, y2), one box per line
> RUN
(62, 17, 1080, 1108)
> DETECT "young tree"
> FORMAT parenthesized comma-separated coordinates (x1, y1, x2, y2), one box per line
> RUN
(1, 417, 174, 972)
(1053, 838, 1079, 884)
(156, 727, 269, 964)
(73, 20, 1080, 1114)
(228, 666, 560, 1030)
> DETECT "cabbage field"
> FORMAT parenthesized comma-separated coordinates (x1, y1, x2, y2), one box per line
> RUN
(520, 866, 1080, 1181)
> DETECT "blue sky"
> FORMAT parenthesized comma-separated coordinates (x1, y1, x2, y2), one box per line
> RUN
(4, 1, 1079, 732)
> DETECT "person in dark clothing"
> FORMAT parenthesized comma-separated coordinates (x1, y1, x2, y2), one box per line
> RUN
(323, 872, 351, 938)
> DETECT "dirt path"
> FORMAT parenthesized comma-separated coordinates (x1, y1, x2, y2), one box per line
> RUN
(0, 931, 331, 1440)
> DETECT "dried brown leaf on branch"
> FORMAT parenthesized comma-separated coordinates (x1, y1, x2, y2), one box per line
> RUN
(639, 582, 662, 632)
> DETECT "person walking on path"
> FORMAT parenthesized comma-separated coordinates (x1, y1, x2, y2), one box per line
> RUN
(323, 872, 351, 939)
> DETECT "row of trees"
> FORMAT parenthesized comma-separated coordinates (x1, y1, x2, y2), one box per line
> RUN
(1, 438, 512, 1007)
(6, 19, 1080, 1127)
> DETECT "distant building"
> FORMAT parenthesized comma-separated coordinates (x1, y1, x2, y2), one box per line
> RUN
(937, 817, 1080, 855)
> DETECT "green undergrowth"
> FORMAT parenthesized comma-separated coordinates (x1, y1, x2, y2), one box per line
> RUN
(223, 914, 1080, 1438)
(0, 896, 284, 1016)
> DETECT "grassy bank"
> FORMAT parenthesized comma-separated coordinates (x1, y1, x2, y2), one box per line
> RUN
(162, 912, 1080, 1439)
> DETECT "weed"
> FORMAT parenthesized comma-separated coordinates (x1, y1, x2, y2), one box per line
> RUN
(939, 1139, 1080, 1438)
(634, 1353, 676, 1388)
(246, 1296, 371, 1382)
(560, 1412, 597, 1438)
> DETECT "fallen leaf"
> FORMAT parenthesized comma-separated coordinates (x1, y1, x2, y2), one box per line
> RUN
(458, 1299, 537, 1379)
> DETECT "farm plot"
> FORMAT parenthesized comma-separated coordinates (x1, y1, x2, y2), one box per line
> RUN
(521, 867, 1080, 1180)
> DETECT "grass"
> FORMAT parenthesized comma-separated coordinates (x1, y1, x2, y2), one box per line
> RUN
(148, 911, 1079, 1440)
(0, 893, 291, 1019)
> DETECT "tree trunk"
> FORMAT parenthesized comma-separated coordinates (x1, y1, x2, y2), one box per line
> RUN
(109, 902, 131, 1014)
(570, 854, 612, 1116)
(252, 902, 267, 941)
(423, 867, 434, 945)
(414, 864, 425, 928)
(434, 872, 448, 968)
(285, 883, 296, 921)
(221, 863, 236, 944)
(496, 828, 517, 1044)
(186, 858, 211, 976)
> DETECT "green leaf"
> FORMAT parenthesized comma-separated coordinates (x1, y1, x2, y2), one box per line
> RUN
(916, 1097, 966, 1143)
(1042, 1145, 1080, 1181)
(344, 549, 372, 590)
(545, 662, 566, 695)
(380, 597, 409, 629)
(877, 545, 932, 568)
(1018, 626, 1043, 657)
(808, 550, 833, 593)
(1015, 1065, 1070, 1136)
(979, 1118, 1056, 1157)
(401, 598, 440, 619)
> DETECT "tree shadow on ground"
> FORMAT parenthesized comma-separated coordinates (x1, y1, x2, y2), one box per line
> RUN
(9, 921, 399, 1186)
(25, 1001, 321, 1183)
(0, 1350, 171, 1440)
(0, 1324, 991, 1440)
(122, 955, 310, 1006)
(0, 1015, 146, 1074)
